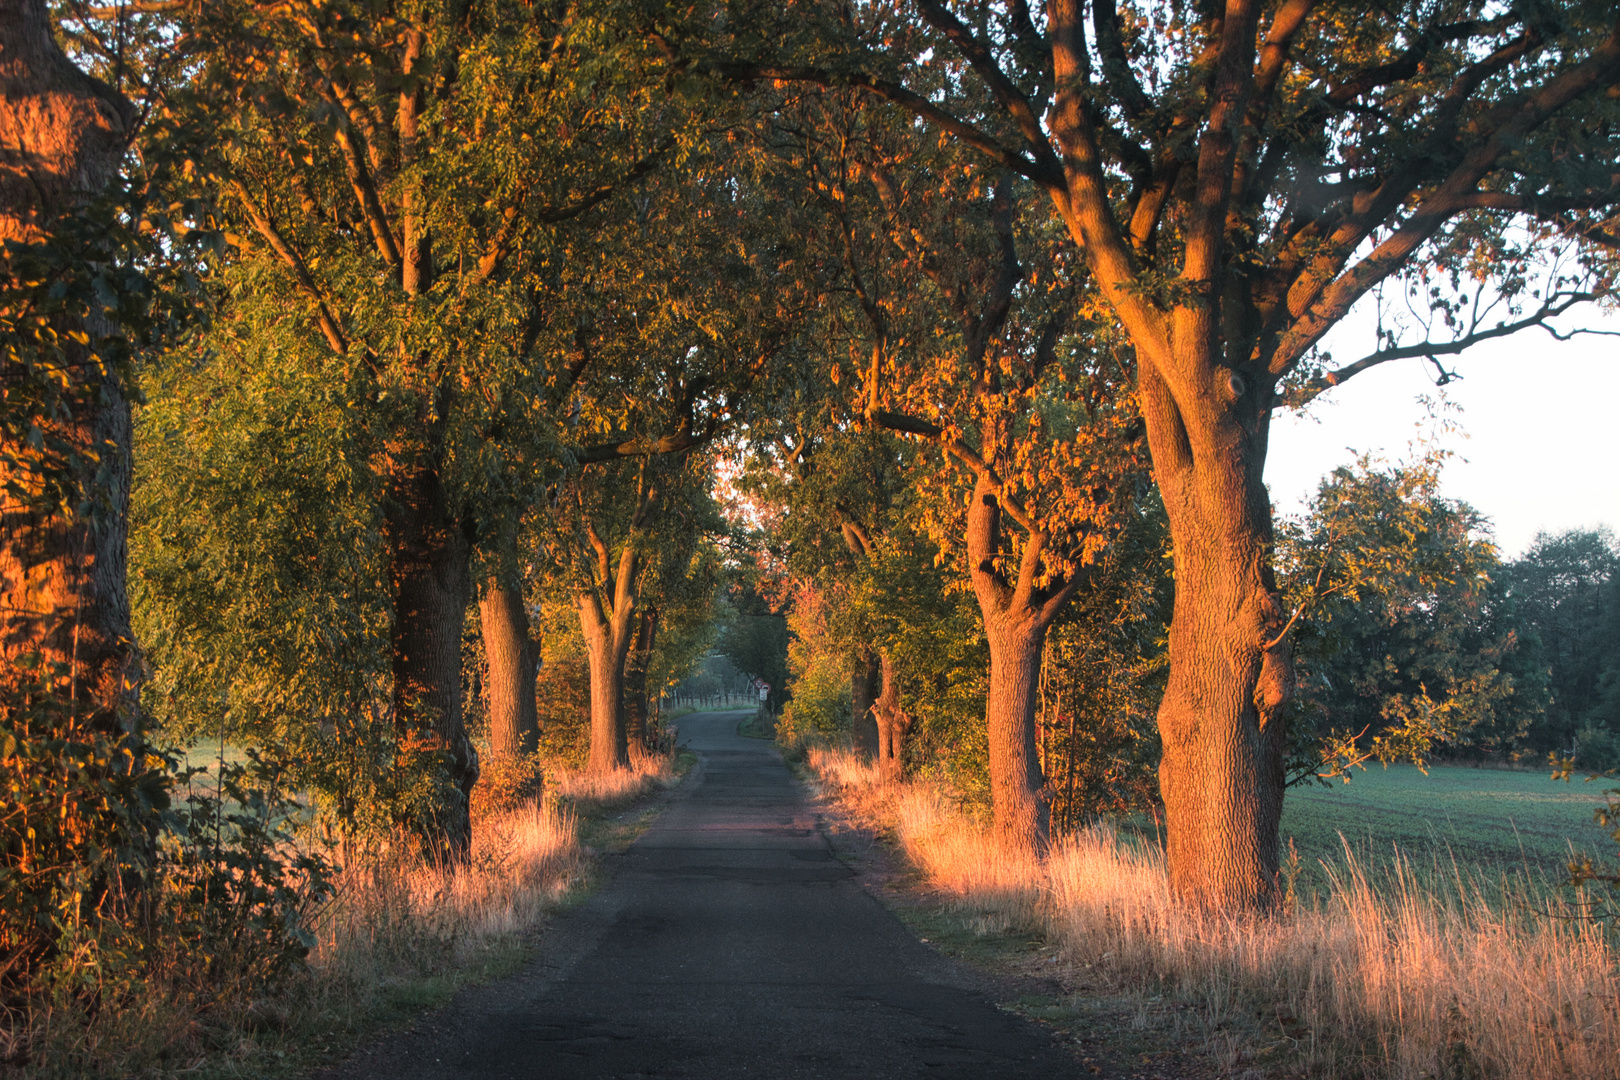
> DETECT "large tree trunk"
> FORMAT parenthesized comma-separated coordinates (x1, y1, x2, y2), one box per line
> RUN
(980, 604, 1048, 843)
(965, 475, 1075, 848)
(578, 594, 635, 773)
(851, 646, 881, 757)
(1141, 367, 1292, 911)
(873, 653, 912, 785)
(623, 607, 658, 764)
(0, 0, 137, 725)
(478, 576, 539, 759)
(384, 449, 478, 854)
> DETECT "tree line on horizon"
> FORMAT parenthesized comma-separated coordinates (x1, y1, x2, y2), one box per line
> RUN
(4, 0, 1620, 1045)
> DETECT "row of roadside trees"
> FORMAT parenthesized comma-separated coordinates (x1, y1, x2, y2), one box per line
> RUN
(4, 7, 1619, 1025)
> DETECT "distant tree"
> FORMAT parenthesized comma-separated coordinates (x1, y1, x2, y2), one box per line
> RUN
(1276, 449, 1547, 781)
(718, 601, 791, 715)
(1503, 528, 1620, 749)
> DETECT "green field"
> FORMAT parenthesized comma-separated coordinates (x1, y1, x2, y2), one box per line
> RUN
(1280, 762, 1616, 887)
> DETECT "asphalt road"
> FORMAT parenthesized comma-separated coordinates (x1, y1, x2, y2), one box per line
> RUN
(320, 709, 1082, 1079)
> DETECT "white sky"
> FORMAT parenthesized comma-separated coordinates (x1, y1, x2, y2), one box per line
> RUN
(1265, 305, 1620, 559)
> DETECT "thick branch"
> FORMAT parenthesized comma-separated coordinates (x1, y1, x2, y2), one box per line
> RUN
(912, 0, 1059, 173)
(1270, 24, 1620, 376)
(667, 51, 1060, 188)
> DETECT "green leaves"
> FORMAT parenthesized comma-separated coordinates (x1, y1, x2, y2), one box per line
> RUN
(1277, 444, 1542, 783)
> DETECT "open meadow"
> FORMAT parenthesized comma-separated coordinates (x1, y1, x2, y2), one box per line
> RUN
(1281, 762, 1616, 887)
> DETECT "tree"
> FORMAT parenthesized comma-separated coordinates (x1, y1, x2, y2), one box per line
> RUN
(562, 462, 663, 774)
(738, 415, 918, 766)
(1277, 448, 1546, 781)
(1504, 528, 1619, 749)
(145, 1, 701, 849)
(675, 0, 1620, 907)
(759, 86, 1146, 842)
(0, 0, 138, 723)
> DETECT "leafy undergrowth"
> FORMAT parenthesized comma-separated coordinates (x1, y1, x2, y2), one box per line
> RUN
(5, 752, 690, 1080)
(808, 747, 1620, 1080)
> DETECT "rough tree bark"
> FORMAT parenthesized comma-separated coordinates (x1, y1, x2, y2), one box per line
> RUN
(384, 427, 478, 853)
(478, 575, 539, 760)
(850, 646, 880, 757)
(965, 474, 1082, 848)
(1140, 367, 1292, 909)
(576, 491, 655, 774)
(0, 0, 138, 725)
(622, 606, 658, 764)
(872, 652, 911, 785)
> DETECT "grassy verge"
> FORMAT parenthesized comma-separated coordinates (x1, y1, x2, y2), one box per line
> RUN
(806, 747, 1620, 1080)
(10, 752, 692, 1080)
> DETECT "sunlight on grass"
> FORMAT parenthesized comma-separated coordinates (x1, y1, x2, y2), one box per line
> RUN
(809, 746, 1620, 1080)
(545, 753, 681, 807)
(312, 799, 584, 989)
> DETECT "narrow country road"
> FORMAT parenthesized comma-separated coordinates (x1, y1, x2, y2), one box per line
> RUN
(320, 710, 1084, 1079)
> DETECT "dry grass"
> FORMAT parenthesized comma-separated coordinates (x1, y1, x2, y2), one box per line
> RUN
(544, 752, 681, 808)
(4, 753, 688, 1078)
(309, 798, 584, 1004)
(808, 746, 1620, 1080)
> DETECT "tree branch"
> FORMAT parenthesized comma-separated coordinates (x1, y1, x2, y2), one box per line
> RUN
(1270, 24, 1620, 377)
(912, 0, 1059, 173)
(230, 181, 348, 356)
(663, 50, 1060, 188)
(1291, 290, 1610, 406)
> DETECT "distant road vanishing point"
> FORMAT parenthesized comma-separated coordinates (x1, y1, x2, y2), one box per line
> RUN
(315, 709, 1085, 1079)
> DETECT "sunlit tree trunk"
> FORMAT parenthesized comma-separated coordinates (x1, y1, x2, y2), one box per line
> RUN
(479, 575, 539, 759)
(965, 475, 1078, 848)
(577, 530, 643, 774)
(0, 0, 137, 725)
(1141, 368, 1292, 910)
(873, 653, 912, 784)
(384, 432, 478, 854)
(578, 595, 634, 774)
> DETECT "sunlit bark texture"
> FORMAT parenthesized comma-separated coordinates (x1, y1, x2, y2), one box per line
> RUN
(479, 575, 540, 760)
(965, 474, 1080, 844)
(576, 490, 657, 774)
(0, 0, 136, 723)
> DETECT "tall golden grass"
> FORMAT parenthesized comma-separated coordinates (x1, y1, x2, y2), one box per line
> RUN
(5, 754, 679, 1078)
(309, 798, 583, 1001)
(544, 752, 681, 808)
(808, 746, 1620, 1080)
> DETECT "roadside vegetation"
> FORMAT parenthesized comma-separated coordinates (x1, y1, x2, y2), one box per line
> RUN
(808, 746, 1620, 1080)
